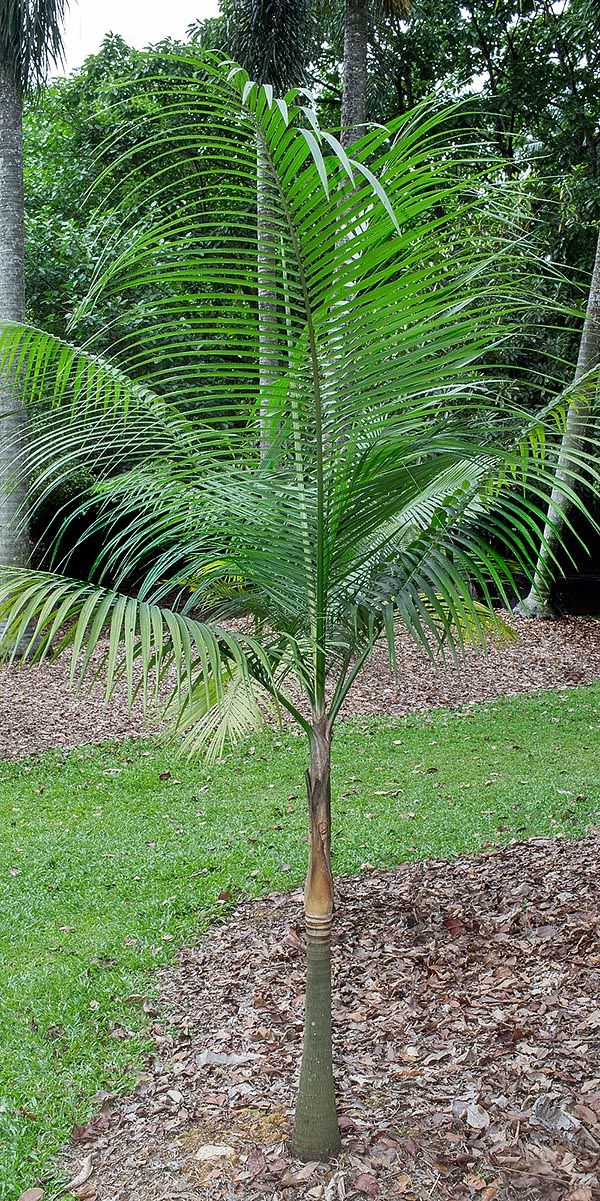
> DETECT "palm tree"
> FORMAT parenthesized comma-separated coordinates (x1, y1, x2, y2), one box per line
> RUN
(0, 56, 596, 1160)
(517, 227, 600, 618)
(340, 0, 369, 147)
(223, 0, 312, 453)
(338, 0, 410, 148)
(0, 0, 67, 572)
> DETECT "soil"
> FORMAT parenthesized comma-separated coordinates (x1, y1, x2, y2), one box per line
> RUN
(5, 613, 600, 1201)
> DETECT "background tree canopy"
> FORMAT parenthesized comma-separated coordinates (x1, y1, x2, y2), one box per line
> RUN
(23, 0, 600, 404)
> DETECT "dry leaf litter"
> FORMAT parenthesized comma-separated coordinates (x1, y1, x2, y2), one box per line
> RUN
(59, 837, 600, 1201)
(2, 612, 600, 760)
(4, 614, 599, 1201)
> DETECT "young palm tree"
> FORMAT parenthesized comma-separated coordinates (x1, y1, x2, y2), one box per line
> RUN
(0, 0, 67, 570)
(0, 56, 596, 1159)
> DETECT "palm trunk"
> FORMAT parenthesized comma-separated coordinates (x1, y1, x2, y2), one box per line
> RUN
(518, 229, 600, 618)
(0, 58, 30, 572)
(336, 0, 370, 434)
(257, 145, 279, 458)
(292, 715, 341, 1161)
(341, 0, 368, 150)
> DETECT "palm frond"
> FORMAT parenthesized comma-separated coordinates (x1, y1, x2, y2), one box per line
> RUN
(0, 568, 284, 744)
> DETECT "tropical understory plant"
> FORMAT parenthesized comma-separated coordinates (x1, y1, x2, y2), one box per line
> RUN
(0, 55, 598, 1161)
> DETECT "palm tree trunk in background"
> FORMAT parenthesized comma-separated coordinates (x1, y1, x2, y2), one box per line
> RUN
(518, 228, 600, 618)
(292, 716, 341, 1161)
(341, 0, 368, 149)
(257, 145, 280, 458)
(0, 57, 30, 572)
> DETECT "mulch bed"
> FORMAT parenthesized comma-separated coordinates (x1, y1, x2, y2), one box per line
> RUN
(60, 835, 600, 1201)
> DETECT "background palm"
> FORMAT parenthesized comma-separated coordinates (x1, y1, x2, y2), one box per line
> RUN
(0, 54, 596, 1157)
(0, 0, 68, 570)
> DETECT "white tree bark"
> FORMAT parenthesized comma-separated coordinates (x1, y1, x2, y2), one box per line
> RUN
(0, 58, 30, 571)
(518, 228, 600, 618)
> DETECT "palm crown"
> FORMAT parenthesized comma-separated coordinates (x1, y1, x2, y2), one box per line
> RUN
(0, 0, 67, 90)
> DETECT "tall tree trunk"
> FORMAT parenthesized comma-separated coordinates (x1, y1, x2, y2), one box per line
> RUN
(257, 145, 280, 459)
(0, 58, 30, 573)
(518, 228, 600, 618)
(292, 716, 341, 1161)
(341, 0, 368, 150)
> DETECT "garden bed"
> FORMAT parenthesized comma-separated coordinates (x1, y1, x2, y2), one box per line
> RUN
(60, 833, 600, 1201)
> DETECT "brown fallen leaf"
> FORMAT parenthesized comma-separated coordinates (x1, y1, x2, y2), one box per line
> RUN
(453, 1099, 490, 1130)
(354, 1172, 380, 1196)
(565, 1187, 593, 1201)
(59, 1155, 93, 1195)
(391, 1176, 412, 1196)
(280, 1161, 319, 1186)
(284, 925, 306, 951)
(71, 1114, 110, 1145)
(464, 1174, 488, 1192)
(16, 1189, 44, 1201)
(325, 1172, 346, 1200)
(443, 916, 465, 936)
(531, 1094, 580, 1133)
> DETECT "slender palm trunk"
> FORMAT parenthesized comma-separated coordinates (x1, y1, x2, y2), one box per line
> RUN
(292, 715, 341, 1161)
(257, 145, 279, 458)
(336, 0, 370, 434)
(0, 58, 30, 571)
(341, 0, 368, 149)
(518, 229, 600, 618)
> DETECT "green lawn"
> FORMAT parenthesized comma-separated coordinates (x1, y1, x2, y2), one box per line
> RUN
(1, 681, 600, 1197)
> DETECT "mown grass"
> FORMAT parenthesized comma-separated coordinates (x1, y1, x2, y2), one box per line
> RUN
(1, 681, 600, 1197)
